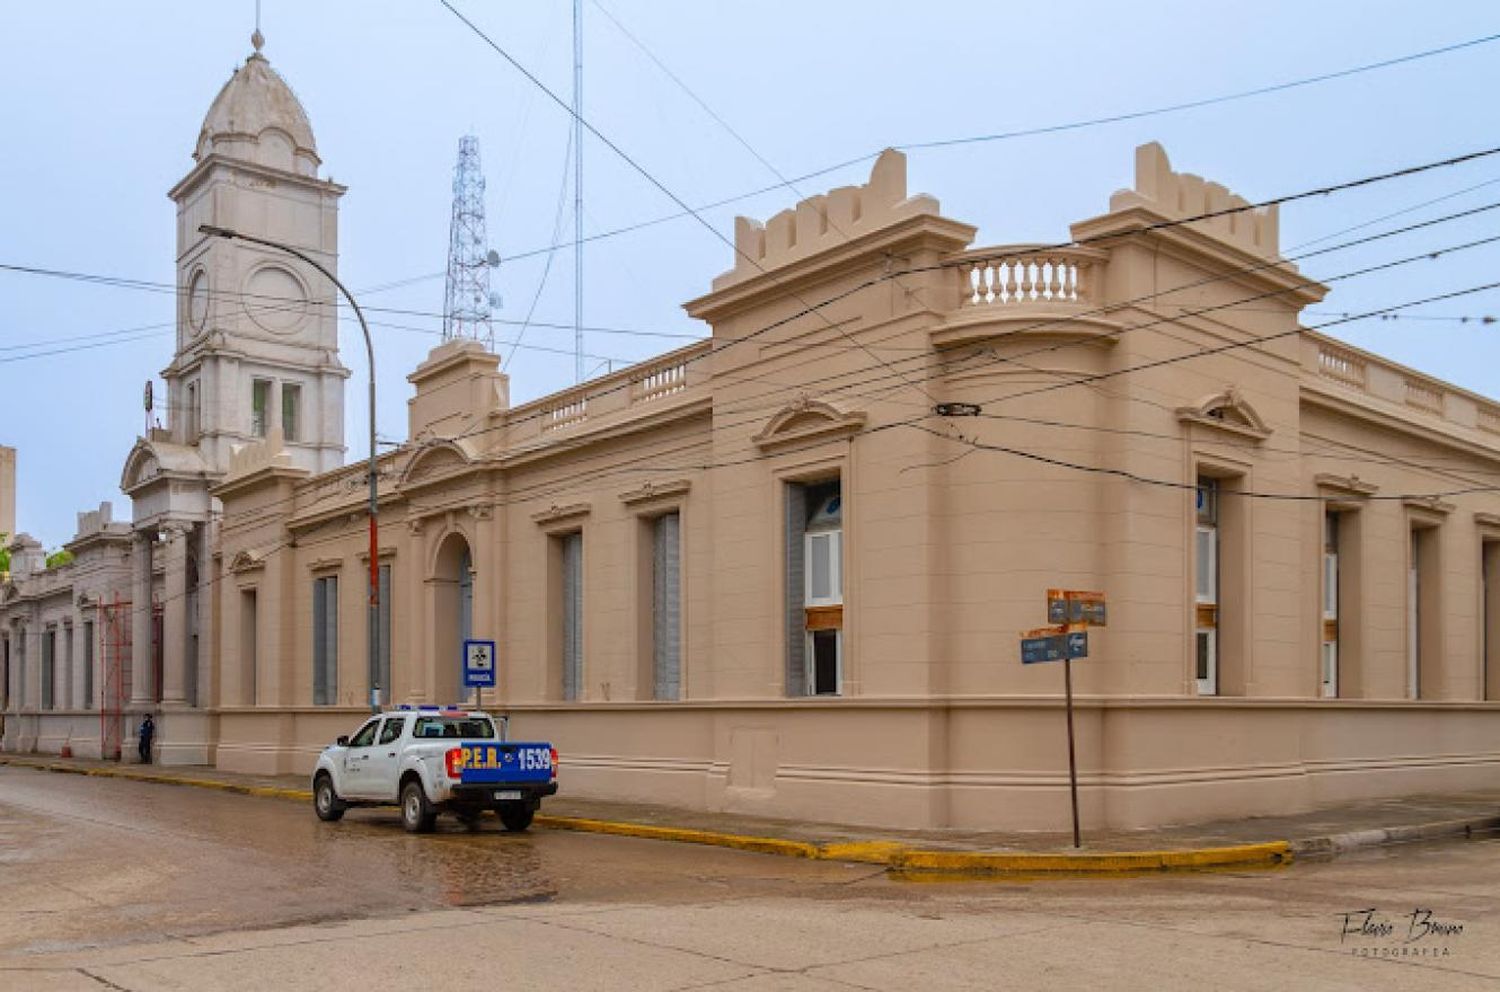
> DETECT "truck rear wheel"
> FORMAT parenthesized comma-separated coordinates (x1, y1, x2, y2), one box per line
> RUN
(498, 803, 534, 832)
(401, 780, 436, 833)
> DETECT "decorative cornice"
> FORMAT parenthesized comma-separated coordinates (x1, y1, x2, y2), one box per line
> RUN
(308, 556, 345, 573)
(619, 478, 692, 507)
(1475, 511, 1500, 532)
(531, 502, 591, 529)
(932, 307, 1122, 351)
(1404, 495, 1456, 517)
(1313, 473, 1378, 498)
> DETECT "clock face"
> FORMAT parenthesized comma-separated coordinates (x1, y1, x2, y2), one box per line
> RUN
(244, 265, 308, 334)
(188, 271, 209, 332)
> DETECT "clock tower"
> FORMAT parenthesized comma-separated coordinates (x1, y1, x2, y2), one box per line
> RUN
(162, 30, 348, 475)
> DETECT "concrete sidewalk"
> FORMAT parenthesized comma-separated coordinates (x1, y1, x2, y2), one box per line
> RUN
(4, 754, 1497, 873)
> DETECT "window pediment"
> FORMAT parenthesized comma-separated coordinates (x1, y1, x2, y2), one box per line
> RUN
(753, 400, 867, 453)
(398, 440, 474, 489)
(228, 548, 269, 574)
(1176, 388, 1271, 442)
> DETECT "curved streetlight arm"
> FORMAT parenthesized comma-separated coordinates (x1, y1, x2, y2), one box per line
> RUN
(199, 223, 383, 713)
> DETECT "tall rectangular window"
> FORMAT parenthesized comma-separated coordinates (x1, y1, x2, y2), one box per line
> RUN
(16, 630, 26, 709)
(1, 634, 8, 710)
(83, 620, 94, 710)
(61, 623, 72, 709)
(787, 478, 843, 697)
(312, 575, 338, 705)
(652, 513, 681, 700)
(251, 379, 271, 438)
(1409, 530, 1421, 699)
(41, 629, 55, 710)
(1408, 525, 1441, 700)
(561, 532, 583, 701)
(185, 382, 199, 442)
(1484, 540, 1500, 701)
(241, 589, 258, 705)
(1321, 511, 1340, 698)
(1195, 477, 1219, 696)
(378, 563, 392, 704)
(282, 383, 301, 442)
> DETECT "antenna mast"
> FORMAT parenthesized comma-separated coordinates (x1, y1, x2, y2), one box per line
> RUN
(443, 135, 498, 350)
(573, 0, 584, 383)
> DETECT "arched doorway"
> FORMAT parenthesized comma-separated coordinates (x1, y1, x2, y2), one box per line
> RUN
(431, 532, 474, 704)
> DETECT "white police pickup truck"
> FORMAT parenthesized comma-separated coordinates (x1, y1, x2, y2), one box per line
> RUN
(312, 707, 557, 833)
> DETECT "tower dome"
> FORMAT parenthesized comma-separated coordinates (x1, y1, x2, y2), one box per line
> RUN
(195, 33, 320, 176)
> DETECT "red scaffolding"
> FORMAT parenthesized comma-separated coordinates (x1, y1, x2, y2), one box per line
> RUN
(97, 594, 131, 760)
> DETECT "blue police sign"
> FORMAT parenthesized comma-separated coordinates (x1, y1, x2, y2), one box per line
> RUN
(463, 639, 498, 688)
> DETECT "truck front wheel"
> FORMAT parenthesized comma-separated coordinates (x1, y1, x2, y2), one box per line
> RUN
(401, 780, 436, 833)
(314, 773, 346, 822)
(498, 802, 534, 832)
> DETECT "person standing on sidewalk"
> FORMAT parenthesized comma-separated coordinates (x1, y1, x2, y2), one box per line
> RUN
(137, 714, 155, 764)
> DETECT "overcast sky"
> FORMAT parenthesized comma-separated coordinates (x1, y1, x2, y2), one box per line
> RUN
(3, 1, 1499, 548)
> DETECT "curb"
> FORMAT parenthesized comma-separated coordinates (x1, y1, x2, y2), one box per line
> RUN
(0, 756, 1298, 875)
(1289, 815, 1500, 857)
(889, 842, 1290, 875)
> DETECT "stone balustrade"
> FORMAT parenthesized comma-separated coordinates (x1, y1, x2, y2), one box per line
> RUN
(542, 396, 589, 433)
(1404, 379, 1445, 415)
(504, 341, 711, 446)
(1315, 343, 1366, 387)
(630, 357, 690, 405)
(952, 246, 1101, 310)
(1305, 334, 1500, 440)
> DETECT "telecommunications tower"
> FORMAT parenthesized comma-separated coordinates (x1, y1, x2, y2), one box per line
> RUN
(443, 135, 499, 349)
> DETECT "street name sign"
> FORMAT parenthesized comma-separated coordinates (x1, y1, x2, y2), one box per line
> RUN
(1047, 589, 1107, 626)
(1020, 625, 1088, 664)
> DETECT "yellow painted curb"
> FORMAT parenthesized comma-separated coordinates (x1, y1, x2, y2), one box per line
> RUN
(0, 757, 1292, 875)
(817, 840, 910, 865)
(536, 814, 822, 859)
(1, 757, 314, 802)
(891, 841, 1292, 874)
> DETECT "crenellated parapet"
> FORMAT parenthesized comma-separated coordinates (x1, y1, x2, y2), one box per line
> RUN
(1107, 142, 1283, 261)
(711, 149, 943, 290)
(224, 432, 296, 482)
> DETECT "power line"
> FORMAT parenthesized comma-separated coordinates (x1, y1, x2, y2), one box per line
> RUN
(695, 201, 1500, 425)
(381, 25, 1500, 276)
(505, 117, 577, 372)
(440, 0, 942, 408)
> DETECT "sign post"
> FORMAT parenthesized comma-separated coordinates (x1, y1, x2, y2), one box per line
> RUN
(463, 639, 497, 712)
(1023, 590, 1107, 848)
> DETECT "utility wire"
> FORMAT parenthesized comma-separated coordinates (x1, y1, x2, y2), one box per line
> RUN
(439, 0, 941, 405)
(371, 24, 1500, 277)
(505, 121, 578, 372)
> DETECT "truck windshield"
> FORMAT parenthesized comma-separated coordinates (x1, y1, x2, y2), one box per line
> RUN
(411, 716, 495, 740)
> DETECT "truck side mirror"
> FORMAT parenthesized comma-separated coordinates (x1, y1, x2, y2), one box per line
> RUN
(336, 735, 349, 746)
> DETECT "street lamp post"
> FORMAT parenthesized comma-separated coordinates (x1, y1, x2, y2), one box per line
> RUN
(199, 224, 382, 714)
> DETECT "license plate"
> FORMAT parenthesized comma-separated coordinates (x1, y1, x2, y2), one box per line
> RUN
(494, 790, 522, 801)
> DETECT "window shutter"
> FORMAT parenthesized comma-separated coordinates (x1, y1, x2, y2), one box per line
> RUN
(378, 564, 393, 701)
(326, 576, 339, 705)
(784, 484, 807, 696)
(312, 579, 327, 705)
(654, 513, 681, 700)
(563, 533, 583, 701)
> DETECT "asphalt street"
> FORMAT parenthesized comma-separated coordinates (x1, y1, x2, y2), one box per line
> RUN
(1, 765, 1495, 991)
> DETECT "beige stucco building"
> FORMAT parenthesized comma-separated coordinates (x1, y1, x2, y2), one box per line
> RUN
(5, 34, 1500, 832)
